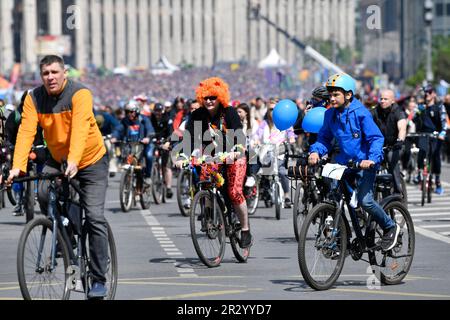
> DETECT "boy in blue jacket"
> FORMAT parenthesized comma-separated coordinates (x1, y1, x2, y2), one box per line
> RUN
(308, 73, 400, 252)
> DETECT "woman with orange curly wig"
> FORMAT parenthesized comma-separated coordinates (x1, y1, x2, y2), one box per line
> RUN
(185, 77, 253, 249)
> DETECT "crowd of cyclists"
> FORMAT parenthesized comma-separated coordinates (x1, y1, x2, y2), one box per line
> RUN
(1, 54, 450, 298)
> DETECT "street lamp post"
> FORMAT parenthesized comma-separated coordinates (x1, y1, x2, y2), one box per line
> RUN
(424, 0, 434, 83)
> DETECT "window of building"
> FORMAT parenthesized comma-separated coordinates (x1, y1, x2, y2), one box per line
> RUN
(436, 3, 444, 17)
(447, 3, 450, 15)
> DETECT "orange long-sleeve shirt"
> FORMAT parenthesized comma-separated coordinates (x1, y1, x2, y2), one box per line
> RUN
(13, 80, 106, 173)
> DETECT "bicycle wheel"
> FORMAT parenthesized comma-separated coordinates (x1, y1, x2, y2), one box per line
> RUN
(24, 180, 35, 223)
(83, 221, 118, 300)
(427, 174, 432, 204)
(0, 187, 5, 208)
(190, 190, 226, 267)
(229, 212, 250, 263)
(293, 182, 308, 242)
(421, 174, 426, 207)
(298, 203, 347, 291)
(274, 183, 281, 220)
(119, 170, 134, 212)
(7, 187, 17, 206)
(368, 201, 415, 285)
(151, 163, 164, 204)
(17, 217, 71, 300)
(176, 170, 191, 217)
(139, 175, 152, 210)
(245, 175, 259, 216)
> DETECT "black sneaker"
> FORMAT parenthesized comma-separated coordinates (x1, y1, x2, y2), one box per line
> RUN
(166, 188, 173, 199)
(284, 198, 292, 209)
(380, 224, 400, 251)
(240, 230, 253, 249)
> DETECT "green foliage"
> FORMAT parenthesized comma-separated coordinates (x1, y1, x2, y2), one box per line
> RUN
(406, 35, 450, 86)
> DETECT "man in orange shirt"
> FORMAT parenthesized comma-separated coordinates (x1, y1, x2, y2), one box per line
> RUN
(4, 55, 109, 299)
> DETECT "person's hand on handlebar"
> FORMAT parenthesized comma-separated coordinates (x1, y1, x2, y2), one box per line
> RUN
(359, 160, 375, 170)
(65, 162, 79, 179)
(308, 152, 320, 166)
(162, 141, 171, 151)
(141, 137, 150, 145)
(2, 168, 21, 186)
(110, 137, 117, 144)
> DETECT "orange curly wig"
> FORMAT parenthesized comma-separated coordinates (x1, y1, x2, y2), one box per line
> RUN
(195, 77, 230, 108)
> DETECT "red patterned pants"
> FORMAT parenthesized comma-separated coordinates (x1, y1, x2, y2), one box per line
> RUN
(200, 157, 247, 205)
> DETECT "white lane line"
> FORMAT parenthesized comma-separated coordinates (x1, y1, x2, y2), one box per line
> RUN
(408, 206, 450, 212)
(421, 224, 450, 229)
(139, 209, 196, 276)
(440, 231, 450, 236)
(410, 213, 450, 217)
(415, 226, 450, 245)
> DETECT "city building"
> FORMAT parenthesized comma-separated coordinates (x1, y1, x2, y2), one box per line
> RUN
(0, 0, 357, 74)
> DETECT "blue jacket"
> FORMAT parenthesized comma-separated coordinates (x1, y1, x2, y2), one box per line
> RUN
(112, 115, 155, 142)
(310, 99, 384, 165)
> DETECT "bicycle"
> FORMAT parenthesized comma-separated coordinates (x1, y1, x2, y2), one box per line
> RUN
(407, 132, 439, 206)
(0, 143, 17, 209)
(118, 140, 152, 212)
(374, 146, 408, 206)
(189, 151, 250, 267)
(5, 167, 118, 300)
(286, 152, 330, 242)
(258, 143, 284, 220)
(298, 160, 415, 290)
(176, 153, 199, 217)
(151, 138, 168, 204)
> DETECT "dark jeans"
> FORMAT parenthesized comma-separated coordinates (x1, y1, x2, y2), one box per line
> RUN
(38, 155, 109, 283)
(352, 169, 395, 231)
(386, 148, 403, 195)
(417, 138, 442, 175)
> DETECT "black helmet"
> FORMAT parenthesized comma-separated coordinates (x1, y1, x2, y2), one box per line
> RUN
(312, 86, 330, 100)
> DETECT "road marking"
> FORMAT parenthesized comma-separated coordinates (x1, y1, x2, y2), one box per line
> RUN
(415, 226, 450, 244)
(411, 212, 450, 217)
(142, 288, 264, 300)
(139, 209, 196, 277)
(331, 288, 450, 299)
(421, 224, 450, 229)
(440, 231, 450, 236)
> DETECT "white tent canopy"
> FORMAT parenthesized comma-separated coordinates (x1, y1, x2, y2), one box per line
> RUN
(258, 48, 287, 69)
(151, 55, 180, 75)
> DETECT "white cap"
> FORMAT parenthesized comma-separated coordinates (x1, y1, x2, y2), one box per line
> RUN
(164, 101, 172, 107)
(5, 104, 15, 111)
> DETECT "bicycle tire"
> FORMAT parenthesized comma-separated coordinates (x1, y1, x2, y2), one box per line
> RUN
(298, 203, 347, 291)
(139, 176, 152, 210)
(275, 183, 281, 220)
(17, 217, 71, 300)
(151, 163, 164, 204)
(246, 175, 260, 216)
(421, 174, 426, 207)
(7, 187, 16, 206)
(0, 187, 5, 208)
(119, 170, 134, 212)
(82, 221, 118, 300)
(190, 190, 226, 268)
(176, 170, 191, 217)
(293, 182, 306, 242)
(368, 201, 415, 285)
(24, 180, 35, 223)
(229, 213, 250, 263)
(427, 174, 432, 204)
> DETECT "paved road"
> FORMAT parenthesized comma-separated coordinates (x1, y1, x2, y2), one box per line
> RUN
(0, 173, 450, 300)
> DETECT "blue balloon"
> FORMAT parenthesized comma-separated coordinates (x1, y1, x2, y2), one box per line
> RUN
(302, 107, 326, 133)
(273, 99, 298, 131)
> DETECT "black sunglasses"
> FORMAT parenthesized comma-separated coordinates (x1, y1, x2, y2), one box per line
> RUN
(204, 96, 218, 101)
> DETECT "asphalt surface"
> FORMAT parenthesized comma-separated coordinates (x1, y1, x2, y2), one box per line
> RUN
(0, 166, 450, 301)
